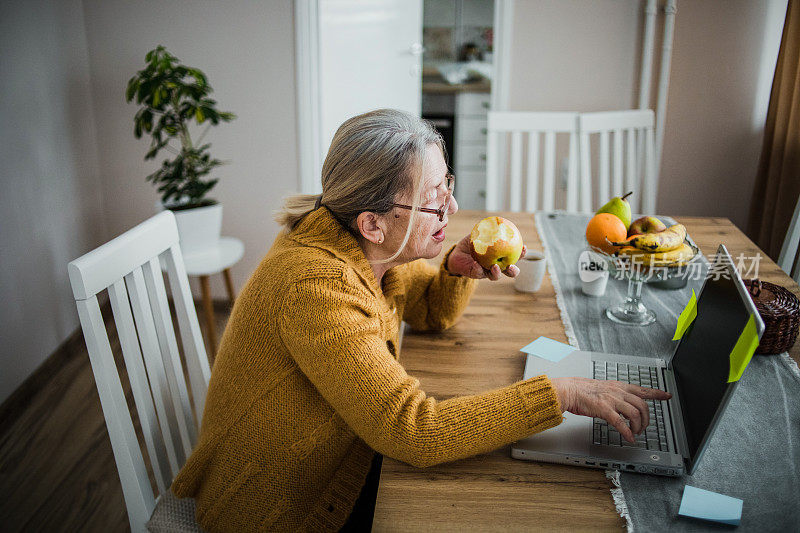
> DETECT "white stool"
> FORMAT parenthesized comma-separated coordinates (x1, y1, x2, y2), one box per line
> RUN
(181, 237, 244, 358)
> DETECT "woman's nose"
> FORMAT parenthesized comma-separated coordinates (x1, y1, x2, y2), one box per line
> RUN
(448, 195, 459, 215)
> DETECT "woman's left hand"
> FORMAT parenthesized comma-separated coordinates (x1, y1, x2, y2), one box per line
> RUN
(446, 235, 527, 280)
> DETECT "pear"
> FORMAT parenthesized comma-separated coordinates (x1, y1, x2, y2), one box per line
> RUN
(595, 191, 633, 230)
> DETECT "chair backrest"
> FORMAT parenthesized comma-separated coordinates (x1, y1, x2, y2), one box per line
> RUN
(485, 111, 580, 212)
(578, 109, 657, 214)
(778, 194, 800, 283)
(68, 211, 211, 532)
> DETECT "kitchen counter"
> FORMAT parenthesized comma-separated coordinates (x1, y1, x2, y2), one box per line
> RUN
(422, 63, 491, 94)
(422, 80, 491, 94)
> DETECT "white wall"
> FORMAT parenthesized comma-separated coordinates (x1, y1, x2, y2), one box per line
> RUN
(509, 0, 640, 112)
(0, 0, 298, 403)
(507, 0, 786, 230)
(0, 0, 105, 403)
(81, 0, 299, 300)
(657, 0, 785, 230)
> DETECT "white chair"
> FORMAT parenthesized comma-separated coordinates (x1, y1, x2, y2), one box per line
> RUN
(578, 109, 657, 214)
(485, 111, 580, 212)
(68, 211, 209, 532)
(778, 194, 800, 283)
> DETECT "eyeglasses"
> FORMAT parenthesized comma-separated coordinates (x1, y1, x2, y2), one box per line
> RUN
(392, 174, 455, 222)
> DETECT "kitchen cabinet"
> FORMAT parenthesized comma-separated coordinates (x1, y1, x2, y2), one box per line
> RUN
(424, 0, 456, 28)
(454, 92, 490, 210)
(461, 0, 494, 27)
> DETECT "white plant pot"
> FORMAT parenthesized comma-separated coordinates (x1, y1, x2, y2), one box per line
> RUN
(158, 201, 223, 254)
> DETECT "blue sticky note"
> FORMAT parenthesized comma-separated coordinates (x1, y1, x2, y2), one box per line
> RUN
(520, 336, 576, 363)
(678, 485, 742, 526)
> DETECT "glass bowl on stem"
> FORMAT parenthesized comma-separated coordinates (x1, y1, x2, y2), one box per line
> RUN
(601, 244, 701, 326)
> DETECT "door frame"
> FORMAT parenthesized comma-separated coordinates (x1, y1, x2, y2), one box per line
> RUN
(294, 0, 514, 194)
(294, 0, 323, 194)
(491, 0, 513, 112)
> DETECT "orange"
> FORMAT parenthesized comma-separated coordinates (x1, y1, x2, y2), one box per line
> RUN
(586, 213, 627, 254)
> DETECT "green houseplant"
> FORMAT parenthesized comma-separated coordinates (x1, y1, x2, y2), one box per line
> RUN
(126, 45, 235, 250)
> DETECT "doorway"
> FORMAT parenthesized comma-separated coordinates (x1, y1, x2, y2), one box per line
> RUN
(421, 0, 495, 210)
(295, 0, 509, 203)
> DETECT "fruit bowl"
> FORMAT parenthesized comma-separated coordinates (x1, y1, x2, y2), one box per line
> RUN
(602, 243, 701, 326)
(607, 243, 701, 282)
(585, 192, 701, 326)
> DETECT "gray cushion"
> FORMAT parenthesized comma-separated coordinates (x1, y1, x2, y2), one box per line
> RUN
(146, 490, 205, 533)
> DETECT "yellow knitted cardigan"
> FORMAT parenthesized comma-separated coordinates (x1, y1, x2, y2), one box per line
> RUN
(172, 207, 563, 532)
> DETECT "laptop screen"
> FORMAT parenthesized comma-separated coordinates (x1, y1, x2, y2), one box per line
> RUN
(670, 267, 751, 462)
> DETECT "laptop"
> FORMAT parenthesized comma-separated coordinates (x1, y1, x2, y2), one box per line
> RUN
(511, 244, 765, 476)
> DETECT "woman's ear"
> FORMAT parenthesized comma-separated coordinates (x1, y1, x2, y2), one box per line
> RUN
(356, 212, 385, 244)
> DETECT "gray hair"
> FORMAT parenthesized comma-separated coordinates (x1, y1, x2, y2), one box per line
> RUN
(275, 109, 445, 263)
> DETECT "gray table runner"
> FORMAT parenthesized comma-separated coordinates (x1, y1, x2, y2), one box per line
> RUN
(535, 211, 800, 532)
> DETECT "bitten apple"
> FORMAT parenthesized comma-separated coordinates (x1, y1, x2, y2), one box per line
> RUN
(469, 216, 524, 270)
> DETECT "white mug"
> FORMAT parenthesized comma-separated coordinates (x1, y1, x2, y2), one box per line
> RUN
(578, 250, 609, 297)
(515, 251, 547, 293)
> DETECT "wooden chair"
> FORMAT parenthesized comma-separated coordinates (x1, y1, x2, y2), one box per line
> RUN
(68, 211, 209, 532)
(578, 109, 657, 214)
(485, 111, 580, 212)
(778, 194, 800, 283)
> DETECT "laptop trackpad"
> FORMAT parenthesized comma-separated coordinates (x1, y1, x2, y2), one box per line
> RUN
(516, 411, 593, 456)
(518, 349, 594, 456)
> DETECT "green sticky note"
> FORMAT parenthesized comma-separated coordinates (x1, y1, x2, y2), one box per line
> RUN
(727, 314, 760, 383)
(673, 289, 698, 341)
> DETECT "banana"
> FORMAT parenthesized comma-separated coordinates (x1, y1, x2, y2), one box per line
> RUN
(617, 243, 696, 266)
(609, 224, 687, 252)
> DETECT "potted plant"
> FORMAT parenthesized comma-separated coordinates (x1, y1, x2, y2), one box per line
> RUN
(126, 45, 235, 253)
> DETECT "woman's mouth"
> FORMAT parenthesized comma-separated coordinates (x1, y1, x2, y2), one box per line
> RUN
(432, 225, 446, 242)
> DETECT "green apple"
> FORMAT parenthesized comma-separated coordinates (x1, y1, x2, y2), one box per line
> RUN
(469, 216, 524, 270)
(596, 191, 633, 230)
(628, 216, 667, 237)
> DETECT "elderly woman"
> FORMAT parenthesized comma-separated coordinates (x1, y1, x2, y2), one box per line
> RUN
(173, 109, 670, 532)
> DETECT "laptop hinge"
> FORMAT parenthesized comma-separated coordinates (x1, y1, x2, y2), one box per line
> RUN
(662, 366, 691, 461)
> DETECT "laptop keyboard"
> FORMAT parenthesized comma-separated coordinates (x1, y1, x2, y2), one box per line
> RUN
(592, 361, 669, 451)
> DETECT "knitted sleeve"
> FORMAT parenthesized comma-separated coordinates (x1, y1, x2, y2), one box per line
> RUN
(278, 276, 563, 469)
(401, 246, 477, 331)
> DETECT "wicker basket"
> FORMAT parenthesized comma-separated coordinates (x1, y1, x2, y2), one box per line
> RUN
(743, 279, 800, 355)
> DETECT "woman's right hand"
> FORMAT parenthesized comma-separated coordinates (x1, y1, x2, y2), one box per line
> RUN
(550, 377, 672, 443)
(447, 235, 527, 280)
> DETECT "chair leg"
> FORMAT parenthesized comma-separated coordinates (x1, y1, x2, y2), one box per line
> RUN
(199, 275, 217, 358)
(223, 268, 236, 306)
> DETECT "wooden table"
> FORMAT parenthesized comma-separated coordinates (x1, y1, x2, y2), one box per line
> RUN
(372, 210, 800, 532)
